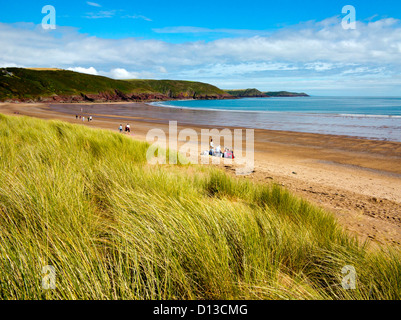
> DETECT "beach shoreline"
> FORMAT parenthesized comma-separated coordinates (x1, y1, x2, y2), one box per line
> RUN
(1, 101, 400, 247)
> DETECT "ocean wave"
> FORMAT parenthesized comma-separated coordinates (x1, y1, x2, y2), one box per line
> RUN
(338, 114, 401, 118)
(148, 102, 401, 118)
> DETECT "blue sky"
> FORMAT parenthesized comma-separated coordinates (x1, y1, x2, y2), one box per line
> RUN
(1, 0, 401, 95)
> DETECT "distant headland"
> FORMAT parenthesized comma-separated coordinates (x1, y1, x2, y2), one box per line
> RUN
(224, 88, 309, 98)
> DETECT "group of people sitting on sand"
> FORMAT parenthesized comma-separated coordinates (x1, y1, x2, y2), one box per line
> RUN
(119, 124, 131, 134)
(203, 139, 235, 159)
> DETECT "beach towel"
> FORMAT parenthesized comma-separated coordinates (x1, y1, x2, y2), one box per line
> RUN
(225, 151, 234, 159)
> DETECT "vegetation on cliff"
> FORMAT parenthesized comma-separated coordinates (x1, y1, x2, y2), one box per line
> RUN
(224, 88, 309, 98)
(0, 68, 231, 102)
(264, 91, 309, 97)
(224, 88, 266, 97)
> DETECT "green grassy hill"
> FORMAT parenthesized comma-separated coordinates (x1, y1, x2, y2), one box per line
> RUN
(224, 88, 266, 97)
(264, 91, 309, 97)
(224, 88, 309, 98)
(0, 114, 400, 299)
(0, 68, 231, 102)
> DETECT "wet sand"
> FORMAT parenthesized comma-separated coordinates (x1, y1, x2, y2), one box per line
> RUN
(1, 102, 401, 247)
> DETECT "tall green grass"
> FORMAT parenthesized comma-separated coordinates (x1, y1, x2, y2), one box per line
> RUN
(0, 114, 400, 300)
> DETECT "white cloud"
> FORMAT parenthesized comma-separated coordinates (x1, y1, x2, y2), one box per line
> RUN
(304, 62, 336, 72)
(153, 26, 272, 36)
(67, 66, 98, 75)
(87, 2, 102, 7)
(84, 10, 116, 19)
(2, 17, 401, 94)
(341, 66, 385, 75)
(85, 9, 151, 21)
(124, 14, 152, 22)
(2, 18, 401, 68)
(154, 26, 215, 34)
(104, 68, 139, 79)
(175, 62, 298, 78)
(97, 68, 154, 79)
(0, 62, 23, 68)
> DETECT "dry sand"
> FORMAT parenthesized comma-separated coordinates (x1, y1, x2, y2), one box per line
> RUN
(1, 102, 400, 247)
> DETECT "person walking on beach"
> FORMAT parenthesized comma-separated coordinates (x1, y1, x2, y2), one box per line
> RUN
(126, 123, 131, 134)
(210, 139, 214, 149)
(119, 124, 123, 133)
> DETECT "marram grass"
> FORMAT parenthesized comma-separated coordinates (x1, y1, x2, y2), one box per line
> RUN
(0, 114, 400, 300)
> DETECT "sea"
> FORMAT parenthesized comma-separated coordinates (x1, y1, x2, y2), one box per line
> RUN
(150, 97, 401, 142)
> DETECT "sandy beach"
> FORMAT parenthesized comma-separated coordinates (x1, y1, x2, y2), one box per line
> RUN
(1, 101, 400, 247)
